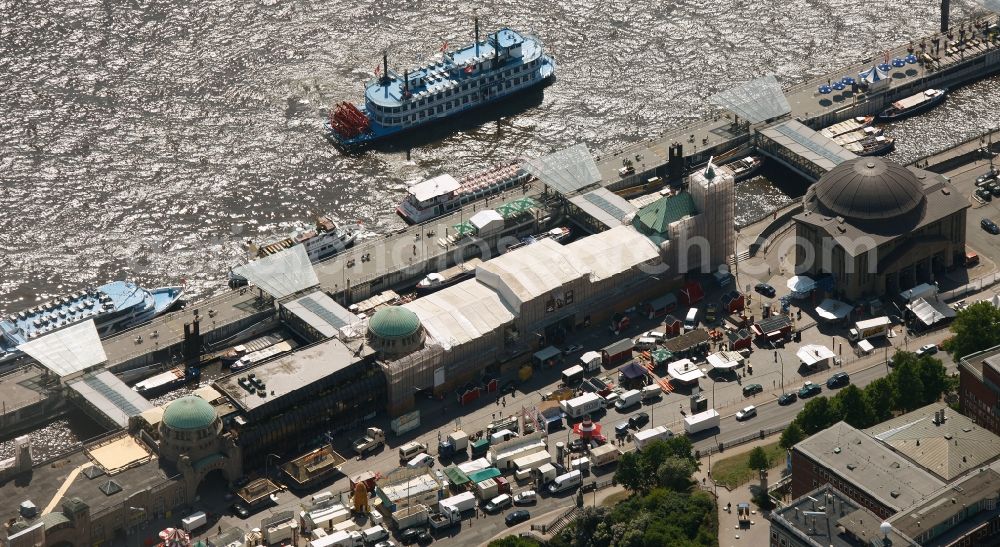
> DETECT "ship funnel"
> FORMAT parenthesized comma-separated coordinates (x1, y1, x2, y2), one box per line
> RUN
(474, 17, 480, 56)
(382, 51, 389, 85)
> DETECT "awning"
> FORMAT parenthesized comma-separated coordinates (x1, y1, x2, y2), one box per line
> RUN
(786, 275, 815, 293)
(816, 298, 852, 321)
(232, 244, 319, 299)
(796, 344, 835, 367)
(533, 345, 562, 362)
(619, 362, 648, 380)
(907, 297, 956, 327)
(18, 319, 106, 379)
(706, 351, 743, 371)
(667, 358, 705, 382)
(857, 339, 874, 354)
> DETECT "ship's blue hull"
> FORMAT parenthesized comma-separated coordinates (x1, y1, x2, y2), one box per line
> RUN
(327, 67, 555, 151)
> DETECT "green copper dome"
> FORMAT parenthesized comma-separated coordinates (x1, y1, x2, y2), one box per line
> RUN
(368, 306, 421, 339)
(162, 396, 217, 431)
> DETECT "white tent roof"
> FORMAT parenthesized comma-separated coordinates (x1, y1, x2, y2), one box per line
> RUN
(907, 297, 956, 327)
(816, 298, 852, 321)
(796, 344, 835, 366)
(706, 351, 743, 370)
(581, 351, 602, 363)
(522, 143, 601, 197)
(404, 278, 515, 351)
(18, 319, 106, 378)
(787, 275, 816, 292)
(564, 225, 661, 281)
(900, 283, 937, 302)
(476, 238, 589, 310)
(667, 358, 705, 382)
(232, 244, 319, 299)
(408, 174, 461, 203)
(470, 210, 504, 231)
(857, 339, 875, 354)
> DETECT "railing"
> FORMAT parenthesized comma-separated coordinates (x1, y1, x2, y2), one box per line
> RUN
(531, 506, 579, 534)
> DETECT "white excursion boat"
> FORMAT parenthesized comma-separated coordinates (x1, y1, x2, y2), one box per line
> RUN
(396, 161, 530, 224)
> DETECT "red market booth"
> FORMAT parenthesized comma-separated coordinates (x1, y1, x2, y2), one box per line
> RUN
(680, 282, 704, 306)
(602, 338, 635, 367)
(644, 293, 678, 319)
(720, 290, 745, 315)
(661, 315, 682, 337)
(751, 315, 792, 341)
(726, 328, 752, 351)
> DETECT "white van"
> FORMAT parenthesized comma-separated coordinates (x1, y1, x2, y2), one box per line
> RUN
(684, 308, 699, 331)
(644, 331, 666, 341)
(398, 441, 426, 462)
(635, 337, 658, 351)
(360, 525, 388, 544)
(406, 453, 434, 468)
(602, 392, 620, 409)
(547, 470, 583, 494)
(485, 493, 513, 513)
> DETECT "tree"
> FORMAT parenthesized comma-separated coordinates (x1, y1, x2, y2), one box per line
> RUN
(864, 376, 895, 422)
(488, 536, 542, 547)
(947, 301, 1000, 360)
(747, 446, 770, 472)
(615, 451, 652, 493)
(832, 384, 874, 428)
(796, 396, 838, 434)
(892, 352, 926, 412)
(916, 355, 948, 405)
(780, 421, 805, 449)
(657, 456, 697, 492)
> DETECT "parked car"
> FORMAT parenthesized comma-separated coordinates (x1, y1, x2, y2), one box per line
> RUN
(916, 344, 939, 356)
(399, 527, 428, 545)
(742, 383, 763, 397)
(568, 439, 590, 453)
(614, 422, 630, 437)
(982, 218, 1000, 234)
(563, 344, 583, 354)
(798, 382, 822, 399)
(514, 490, 537, 505)
(754, 283, 776, 298)
(826, 372, 850, 389)
(231, 503, 250, 518)
(991, 183, 1000, 198)
(505, 510, 532, 526)
(778, 392, 798, 406)
(735, 405, 757, 421)
(977, 188, 993, 201)
(976, 168, 999, 185)
(485, 494, 513, 513)
(629, 412, 650, 429)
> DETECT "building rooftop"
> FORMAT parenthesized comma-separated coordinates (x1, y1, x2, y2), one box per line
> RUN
(232, 244, 319, 300)
(368, 306, 422, 340)
(476, 238, 589, 311)
(282, 290, 360, 340)
(18, 319, 106, 379)
(958, 345, 1000, 383)
(214, 338, 370, 415)
(813, 157, 924, 221)
(564, 225, 661, 282)
(631, 192, 697, 236)
(568, 188, 638, 229)
(865, 403, 1000, 481)
(0, 440, 175, 531)
(771, 485, 918, 547)
(794, 421, 945, 512)
(162, 395, 217, 431)
(404, 279, 515, 352)
(889, 468, 1000, 543)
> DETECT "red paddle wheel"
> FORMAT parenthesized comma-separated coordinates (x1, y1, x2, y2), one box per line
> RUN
(329, 102, 371, 139)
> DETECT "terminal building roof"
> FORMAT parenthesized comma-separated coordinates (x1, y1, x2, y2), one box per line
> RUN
(567, 188, 637, 229)
(564, 225, 661, 281)
(214, 338, 369, 415)
(66, 370, 154, 428)
(232, 245, 319, 300)
(404, 279, 515, 351)
(522, 143, 601, 197)
(864, 403, 1000, 481)
(476, 238, 589, 310)
(282, 290, 361, 339)
(17, 319, 106, 379)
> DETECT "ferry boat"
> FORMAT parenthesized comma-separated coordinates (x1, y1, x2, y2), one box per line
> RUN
(833, 126, 881, 146)
(415, 258, 483, 295)
(133, 366, 200, 398)
(820, 116, 875, 139)
(326, 19, 556, 150)
(843, 135, 896, 156)
(877, 89, 947, 121)
(397, 161, 530, 224)
(0, 281, 184, 365)
(229, 215, 359, 287)
(719, 156, 763, 182)
(503, 226, 570, 253)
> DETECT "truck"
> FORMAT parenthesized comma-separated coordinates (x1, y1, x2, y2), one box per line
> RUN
(438, 430, 469, 459)
(438, 491, 477, 514)
(683, 409, 721, 435)
(633, 426, 674, 449)
(475, 478, 501, 500)
(352, 427, 385, 456)
(470, 437, 491, 458)
(512, 450, 552, 473)
(560, 392, 603, 419)
(533, 463, 558, 484)
(561, 364, 585, 384)
(310, 530, 363, 547)
(181, 511, 207, 533)
(391, 504, 429, 531)
(614, 389, 642, 410)
(848, 316, 891, 342)
(641, 384, 662, 402)
(589, 443, 621, 467)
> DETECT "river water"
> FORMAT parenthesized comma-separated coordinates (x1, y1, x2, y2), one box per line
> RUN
(1, 0, 999, 456)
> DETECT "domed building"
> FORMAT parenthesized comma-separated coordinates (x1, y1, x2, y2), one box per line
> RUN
(367, 306, 425, 358)
(158, 395, 241, 500)
(794, 157, 968, 300)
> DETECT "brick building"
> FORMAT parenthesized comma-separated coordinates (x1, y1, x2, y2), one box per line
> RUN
(958, 346, 1000, 435)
